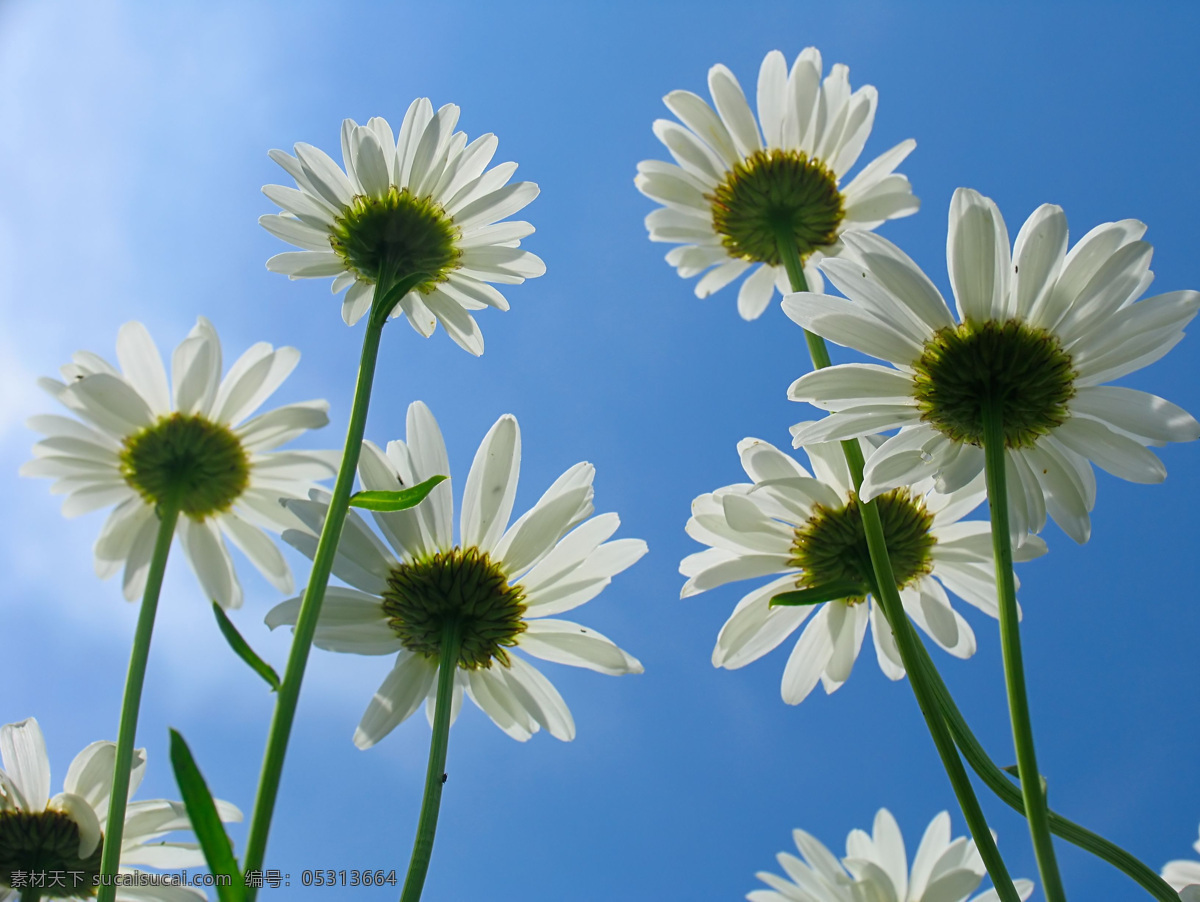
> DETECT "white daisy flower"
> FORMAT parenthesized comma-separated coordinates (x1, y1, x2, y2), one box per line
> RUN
(786, 188, 1200, 545)
(23, 318, 338, 609)
(1163, 823, 1200, 894)
(266, 402, 646, 747)
(261, 99, 545, 354)
(636, 47, 919, 321)
(680, 434, 1044, 705)
(0, 717, 240, 902)
(749, 808, 1033, 902)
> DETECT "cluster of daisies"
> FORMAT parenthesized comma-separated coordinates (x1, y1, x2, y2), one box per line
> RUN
(640, 47, 1199, 900)
(9, 40, 1199, 902)
(12, 98, 644, 899)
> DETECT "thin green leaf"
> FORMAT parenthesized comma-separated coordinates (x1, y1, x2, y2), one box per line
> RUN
(168, 729, 244, 902)
(770, 579, 866, 607)
(349, 474, 447, 511)
(212, 603, 280, 691)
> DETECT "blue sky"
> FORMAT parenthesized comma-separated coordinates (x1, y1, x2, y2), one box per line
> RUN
(2, 2, 1199, 899)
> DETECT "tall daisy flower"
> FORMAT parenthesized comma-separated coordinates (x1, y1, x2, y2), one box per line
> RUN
(786, 188, 1200, 544)
(681, 434, 1044, 705)
(1164, 824, 1200, 894)
(267, 401, 646, 747)
(23, 317, 337, 610)
(749, 808, 1033, 902)
(636, 47, 918, 320)
(0, 718, 240, 901)
(261, 99, 544, 354)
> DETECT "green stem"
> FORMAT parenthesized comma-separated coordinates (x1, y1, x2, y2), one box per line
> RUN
(399, 624, 461, 902)
(241, 271, 426, 897)
(774, 230, 833, 369)
(777, 235, 1019, 902)
(981, 398, 1067, 902)
(908, 642, 1179, 901)
(96, 499, 180, 902)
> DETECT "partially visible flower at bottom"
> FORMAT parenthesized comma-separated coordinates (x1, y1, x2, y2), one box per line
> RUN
(680, 432, 1045, 705)
(749, 808, 1033, 902)
(1163, 823, 1200, 895)
(267, 401, 646, 747)
(0, 718, 241, 902)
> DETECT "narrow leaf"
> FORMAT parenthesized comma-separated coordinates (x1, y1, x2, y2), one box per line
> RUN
(168, 729, 244, 902)
(770, 579, 867, 607)
(212, 603, 280, 691)
(349, 474, 447, 511)
(1001, 764, 1048, 794)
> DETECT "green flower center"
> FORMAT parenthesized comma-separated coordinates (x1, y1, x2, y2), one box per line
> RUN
(382, 547, 526, 670)
(789, 488, 935, 601)
(120, 413, 250, 518)
(912, 319, 1077, 449)
(329, 186, 461, 291)
(0, 810, 102, 898)
(709, 148, 844, 266)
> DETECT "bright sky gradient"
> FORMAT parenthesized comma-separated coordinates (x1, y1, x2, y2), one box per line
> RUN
(2, 2, 1199, 899)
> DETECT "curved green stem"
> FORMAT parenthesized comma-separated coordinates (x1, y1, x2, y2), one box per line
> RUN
(241, 271, 426, 897)
(96, 499, 180, 902)
(399, 624, 461, 902)
(777, 236, 1019, 902)
(908, 641, 1178, 901)
(981, 398, 1067, 902)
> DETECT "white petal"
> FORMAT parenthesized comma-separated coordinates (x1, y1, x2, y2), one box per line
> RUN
(783, 293, 922, 365)
(212, 344, 301, 427)
(501, 656, 575, 741)
(179, 517, 241, 609)
(353, 653, 437, 749)
(461, 415, 520, 552)
(171, 319, 222, 416)
(466, 667, 536, 741)
(0, 718, 50, 810)
(737, 264, 779, 320)
(662, 89, 738, 167)
(48, 792, 101, 857)
(218, 512, 292, 593)
(707, 63, 762, 158)
(712, 574, 813, 669)
(116, 323, 170, 416)
(1071, 386, 1200, 444)
(947, 188, 1010, 323)
(780, 605, 835, 704)
(1054, 417, 1167, 484)
(122, 513, 162, 601)
(1011, 203, 1068, 320)
(61, 374, 154, 437)
(519, 619, 642, 675)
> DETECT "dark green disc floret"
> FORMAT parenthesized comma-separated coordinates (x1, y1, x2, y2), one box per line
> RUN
(912, 319, 1077, 449)
(382, 547, 526, 670)
(329, 186, 461, 291)
(709, 148, 844, 266)
(0, 810, 103, 898)
(789, 488, 936, 601)
(120, 413, 250, 518)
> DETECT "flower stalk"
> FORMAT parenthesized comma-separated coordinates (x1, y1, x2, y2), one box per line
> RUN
(981, 397, 1067, 902)
(96, 496, 181, 902)
(240, 269, 428, 897)
(777, 234, 1021, 902)
(906, 639, 1179, 901)
(400, 622, 462, 902)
